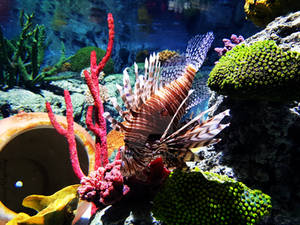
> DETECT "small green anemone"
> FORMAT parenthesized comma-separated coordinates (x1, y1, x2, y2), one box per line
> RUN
(152, 168, 272, 225)
(207, 40, 300, 101)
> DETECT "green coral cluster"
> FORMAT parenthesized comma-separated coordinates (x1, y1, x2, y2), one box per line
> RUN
(207, 40, 300, 101)
(70, 46, 114, 74)
(0, 11, 73, 89)
(152, 169, 272, 225)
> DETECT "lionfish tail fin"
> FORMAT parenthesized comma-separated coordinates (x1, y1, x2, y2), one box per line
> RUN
(186, 32, 214, 71)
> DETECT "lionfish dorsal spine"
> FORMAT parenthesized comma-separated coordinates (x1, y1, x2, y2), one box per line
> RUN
(162, 103, 218, 142)
(103, 112, 122, 131)
(122, 68, 135, 107)
(110, 97, 123, 117)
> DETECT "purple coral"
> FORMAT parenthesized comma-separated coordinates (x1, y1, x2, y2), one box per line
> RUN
(214, 34, 244, 57)
(78, 160, 130, 206)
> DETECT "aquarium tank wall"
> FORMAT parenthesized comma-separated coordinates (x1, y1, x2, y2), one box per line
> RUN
(0, 0, 299, 225)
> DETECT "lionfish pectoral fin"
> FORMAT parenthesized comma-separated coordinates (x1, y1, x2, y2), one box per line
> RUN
(159, 108, 230, 167)
(109, 97, 124, 117)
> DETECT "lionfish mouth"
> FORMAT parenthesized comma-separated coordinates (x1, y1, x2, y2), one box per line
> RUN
(104, 32, 230, 180)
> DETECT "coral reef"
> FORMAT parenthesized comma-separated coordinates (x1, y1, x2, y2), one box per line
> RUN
(153, 169, 272, 225)
(205, 11, 300, 224)
(0, 11, 73, 89)
(245, 11, 300, 53)
(208, 40, 300, 101)
(70, 46, 114, 74)
(1, 8, 279, 225)
(207, 95, 300, 224)
(244, 0, 300, 27)
(45, 14, 126, 218)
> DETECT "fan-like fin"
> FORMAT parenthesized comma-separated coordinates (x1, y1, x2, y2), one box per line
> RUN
(159, 109, 230, 167)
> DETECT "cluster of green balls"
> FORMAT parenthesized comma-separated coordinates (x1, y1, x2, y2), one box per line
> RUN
(152, 168, 272, 225)
(207, 40, 300, 101)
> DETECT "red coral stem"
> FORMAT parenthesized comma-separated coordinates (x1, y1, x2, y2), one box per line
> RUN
(46, 102, 67, 136)
(95, 13, 114, 76)
(83, 13, 114, 169)
(46, 90, 85, 180)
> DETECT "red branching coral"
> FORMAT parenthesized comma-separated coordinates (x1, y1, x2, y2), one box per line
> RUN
(46, 90, 85, 180)
(46, 13, 122, 210)
(46, 13, 170, 216)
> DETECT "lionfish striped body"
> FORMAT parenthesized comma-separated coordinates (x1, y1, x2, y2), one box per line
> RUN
(104, 32, 230, 179)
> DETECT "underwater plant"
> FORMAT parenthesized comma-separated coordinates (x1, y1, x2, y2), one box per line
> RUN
(0, 11, 73, 89)
(208, 40, 300, 101)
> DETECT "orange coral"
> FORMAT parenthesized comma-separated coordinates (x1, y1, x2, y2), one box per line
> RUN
(106, 129, 124, 158)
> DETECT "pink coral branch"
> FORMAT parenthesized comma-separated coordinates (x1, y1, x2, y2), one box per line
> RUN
(95, 13, 114, 76)
(84, 60, 109, 169)
(214, 34, 244, 58)
(83, 13, 114, 169)
(46, 13, 114, 180)
(46, 13, 122, 211)
(46, 90, 85, 180)
(45, 102, 67, 136)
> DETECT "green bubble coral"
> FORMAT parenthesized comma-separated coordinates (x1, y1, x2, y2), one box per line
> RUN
(152, 169, 272, 225)
(207, 40, 300, 101)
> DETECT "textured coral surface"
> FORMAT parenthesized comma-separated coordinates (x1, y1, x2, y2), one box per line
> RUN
(208, 40, 300, 101)
(153, 169, 272, 225)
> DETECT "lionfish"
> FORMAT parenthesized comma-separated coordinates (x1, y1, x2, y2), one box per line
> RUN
(104, 32, 230, 179)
